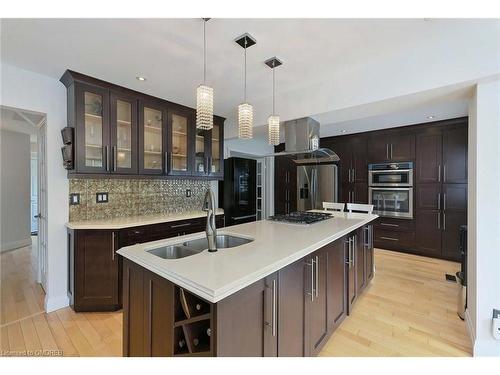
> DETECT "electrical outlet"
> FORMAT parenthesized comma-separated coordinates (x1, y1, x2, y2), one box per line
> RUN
(185, 189, 191, 197)
(493, 309, 500, 340)
(69, 193, 80, 205)
(96, 192, 109, 203)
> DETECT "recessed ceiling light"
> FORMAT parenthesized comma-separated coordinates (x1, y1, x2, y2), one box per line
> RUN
(340, 129, 347, 133)
(136, 76, 146, 81)
(427, 115, 435, 119)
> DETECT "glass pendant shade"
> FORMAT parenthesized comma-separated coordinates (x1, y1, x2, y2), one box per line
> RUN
(196, 84, 214, 130)
(268, 115, 280, 145)
(238, 103, 253, 139)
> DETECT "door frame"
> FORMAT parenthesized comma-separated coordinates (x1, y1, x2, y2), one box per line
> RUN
(36, 119, 48, 291)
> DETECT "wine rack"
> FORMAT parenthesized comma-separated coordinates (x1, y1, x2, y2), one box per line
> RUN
(173, 286, 213, 356)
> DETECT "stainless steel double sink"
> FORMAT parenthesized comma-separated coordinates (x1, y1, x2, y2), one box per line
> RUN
(146, 234, 254, 260)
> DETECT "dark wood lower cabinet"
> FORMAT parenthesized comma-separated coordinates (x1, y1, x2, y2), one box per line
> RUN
(278, 259, 306, 356)
(68, 215, 224, 312)
(416, 210, 442, 257)
(215, 273, 278, 357)
(326, 238, 347, 332)
(305, 247, 329, 357)
(122, 227, 375, 357)
(442, 210, 467, 261)
(68, 229, 119, 312)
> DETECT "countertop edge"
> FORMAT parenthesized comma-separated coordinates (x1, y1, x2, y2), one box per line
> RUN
(117, 214, 378, 303)
(66, 209, 224, 230)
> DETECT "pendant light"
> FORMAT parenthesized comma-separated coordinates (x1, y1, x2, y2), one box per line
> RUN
(196, 18, 214, 130)
(265, 57, 282, 145)
(235, 33, 256, 139)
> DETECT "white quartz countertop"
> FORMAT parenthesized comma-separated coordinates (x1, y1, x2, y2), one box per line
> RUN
(117, 211, 377, 303)
(66, 209, 224, 230)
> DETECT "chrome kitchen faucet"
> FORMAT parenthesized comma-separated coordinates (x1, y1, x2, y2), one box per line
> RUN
(203, 188, 217, 252)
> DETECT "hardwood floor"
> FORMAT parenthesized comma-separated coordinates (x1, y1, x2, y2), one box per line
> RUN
(1, 243, 471, 357)
(320, 249, 472, 357)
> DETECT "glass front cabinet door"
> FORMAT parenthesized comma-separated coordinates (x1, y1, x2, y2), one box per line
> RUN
(209, 118, 224, 178)
(139, 100, 166, 175)
(75, 83, 110, 173)
(110, 92, 138, 174)
(167, 109, 192, 176)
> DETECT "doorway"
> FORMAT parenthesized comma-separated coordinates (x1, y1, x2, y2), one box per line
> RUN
(0, 105, 48, 325)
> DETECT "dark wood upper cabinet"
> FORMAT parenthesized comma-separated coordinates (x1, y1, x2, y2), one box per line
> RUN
(443, 126, 468, 184)
(368, 133, 415, 162)
(110, 91, 138, 174)
(390, 133, 415, 161)
(351, 136, 368, 183)
(274, 153, 297, 214)
(416, 131, 442, 183)
(74, 83, 111, 174)
(166, 107, 193, 176)
(138, 99, 167, 175)
(208, 118, 224, 178)
(60, 70, 225, 180)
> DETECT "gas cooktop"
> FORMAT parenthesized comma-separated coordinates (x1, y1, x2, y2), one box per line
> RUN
(267, 211, 333, 225)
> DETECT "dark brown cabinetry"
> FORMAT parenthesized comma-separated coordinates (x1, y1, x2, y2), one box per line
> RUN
(322, 136, 368, 204)
(68, 215, 224, 312)
(415, 122, 467, 261)
(67, 229, 120, 312)
(216, 273, 278, 357)
(61, 70, 225, 180)
(368, 132, 415, 162)
(274, 153, 297, 214)
(326, 237, 347, 332)
(123, 258, 214, 357)
(122, 227, 374, 357)
(304, 247, 329, 356)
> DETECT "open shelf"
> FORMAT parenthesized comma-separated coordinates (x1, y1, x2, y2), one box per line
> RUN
(173, 326, 189, 355)
(182, 320, 211, 354)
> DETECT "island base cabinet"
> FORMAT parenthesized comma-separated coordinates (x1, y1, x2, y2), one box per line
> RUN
(122, 258, 175, 357)
(327, 236, 348, 332)
(215, 273, 278, 357)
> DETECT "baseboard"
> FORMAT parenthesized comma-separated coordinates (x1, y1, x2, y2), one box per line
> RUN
(45, 294, 70, 313)
(464, 307, 476, 355)
(0, 238, 32, 253)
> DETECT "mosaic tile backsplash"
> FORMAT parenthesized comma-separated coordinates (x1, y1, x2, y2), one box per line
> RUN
(69, 178, 211, 221)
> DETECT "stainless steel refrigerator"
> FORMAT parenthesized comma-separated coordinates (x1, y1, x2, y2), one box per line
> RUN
(297, 164, 338, 211)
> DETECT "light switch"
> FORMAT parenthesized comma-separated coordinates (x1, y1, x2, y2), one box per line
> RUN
(69, 193, 80, 205)
(186, 189, 191, 197)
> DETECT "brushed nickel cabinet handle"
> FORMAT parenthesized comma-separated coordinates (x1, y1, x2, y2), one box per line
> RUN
(272, 278, 277, 336)
(443, 164, 447, 182)
(438, 212, 441, 229)
(443, 212, 446, 230)
(380, 223, 399, 227)
(380, 236, 399, 241)
(171, 222, 191, 229)
(443, 193, 447, 210)
(305, 260, 315, 301)
(352, 168, 355, 182)
(438, 164, 441, 182)
(386, 144, 389, 160)
(390, 144, 394, 159)
(315, 255, 319, 298)
(438, 193, 441, 210)
(111, 231, 116, 261)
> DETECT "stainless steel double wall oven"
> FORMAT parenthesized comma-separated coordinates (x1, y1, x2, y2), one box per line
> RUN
(368, 162, 414, 219)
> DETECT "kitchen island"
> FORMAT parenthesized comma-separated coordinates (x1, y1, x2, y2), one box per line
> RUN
(117, 212, 377, 357)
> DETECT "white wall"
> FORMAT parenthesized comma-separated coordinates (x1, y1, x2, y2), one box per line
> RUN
(0, 129, 31, 251)
(0, 63, 69, 312)
(224, 136, 274, 159)
(467, 78, 500, 356)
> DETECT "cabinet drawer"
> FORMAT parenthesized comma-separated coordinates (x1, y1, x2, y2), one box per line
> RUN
(373, 228, 415, 249)
(374, 218, 414, 232)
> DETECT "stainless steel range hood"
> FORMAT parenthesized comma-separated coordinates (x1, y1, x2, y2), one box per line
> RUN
(269, 117, 339, 164)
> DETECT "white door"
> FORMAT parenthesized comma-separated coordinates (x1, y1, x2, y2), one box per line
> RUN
(37, 121, 48, 291)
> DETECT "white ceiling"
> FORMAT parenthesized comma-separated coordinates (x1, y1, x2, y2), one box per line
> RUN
(2, 18, 499, 140)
